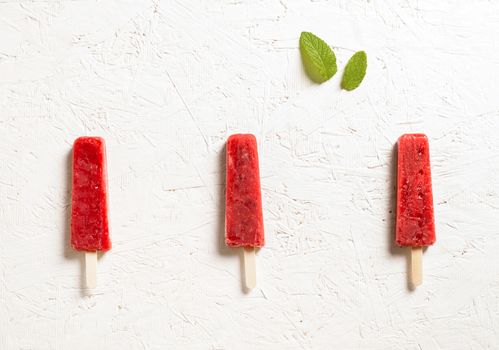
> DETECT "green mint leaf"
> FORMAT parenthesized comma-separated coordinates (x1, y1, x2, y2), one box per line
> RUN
(341, 51, 367, 91)
(300, 32, 337, 84)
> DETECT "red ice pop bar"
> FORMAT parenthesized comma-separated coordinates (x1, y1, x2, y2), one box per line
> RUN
(396, 134, 435, 247)
(225, 134, 265, 247)
(71, 137, 111, 252)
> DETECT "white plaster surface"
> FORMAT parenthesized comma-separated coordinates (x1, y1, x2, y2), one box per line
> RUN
(1, 1, 499, 349)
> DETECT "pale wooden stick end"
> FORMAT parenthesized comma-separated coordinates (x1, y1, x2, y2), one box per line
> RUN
(85, 251, 98, 289)
(410, 247, 423, 286)
(243, 247, 256, 289)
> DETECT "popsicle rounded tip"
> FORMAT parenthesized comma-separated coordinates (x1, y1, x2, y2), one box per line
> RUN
(73, 136, 106, 147)
(227, 133, 257, 144)
(398, 133, 428, 144)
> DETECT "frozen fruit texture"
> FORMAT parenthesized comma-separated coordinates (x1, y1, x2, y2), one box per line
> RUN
(71, 137, 111, 252)
(225, 134, 265, 247)
(396, 134, 435, 247)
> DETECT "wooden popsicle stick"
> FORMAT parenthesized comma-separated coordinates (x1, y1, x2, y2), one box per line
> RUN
(243, 247, 256, 289)
(85, 251, 97, 288)
(410, 247, 423, 286)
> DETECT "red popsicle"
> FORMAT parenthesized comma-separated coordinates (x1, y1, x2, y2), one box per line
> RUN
(71, 136, 110, 287)
(396, 133, 435, 286)
(225, 134, 264, 288)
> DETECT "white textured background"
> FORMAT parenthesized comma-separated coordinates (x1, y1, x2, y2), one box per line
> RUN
(1, 1, 499, 349)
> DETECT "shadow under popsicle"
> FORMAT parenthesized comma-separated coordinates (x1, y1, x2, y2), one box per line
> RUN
(63, 150, 75, 258)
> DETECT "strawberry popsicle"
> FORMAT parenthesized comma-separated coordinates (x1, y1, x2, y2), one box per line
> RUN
(71, 136, 110, 288)
(396, 133, 435, 286)
(225, 134, 264, 288)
